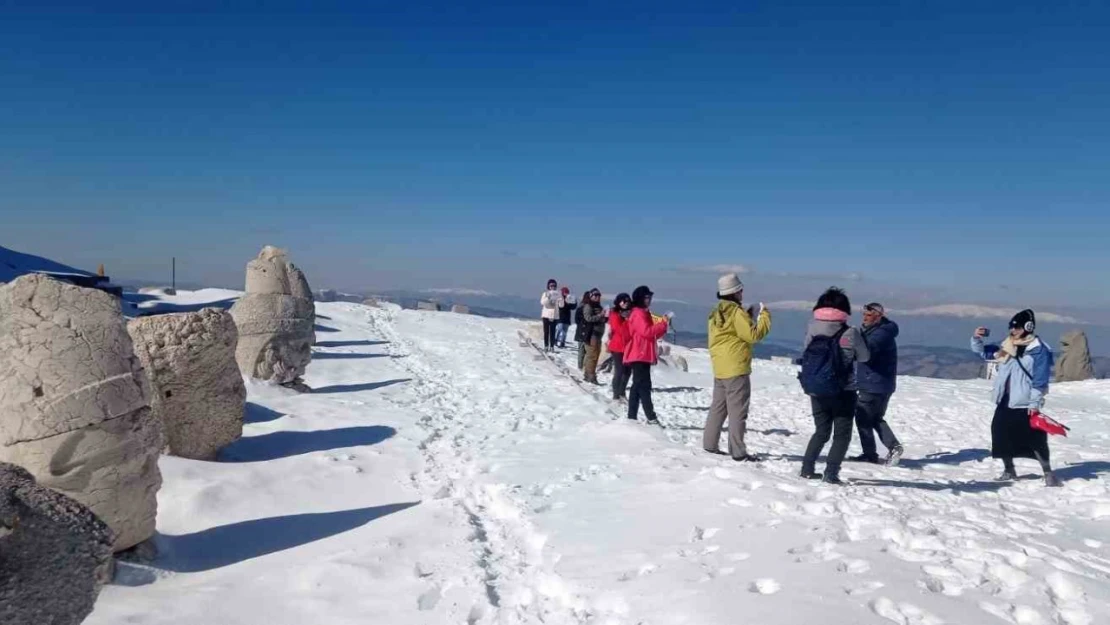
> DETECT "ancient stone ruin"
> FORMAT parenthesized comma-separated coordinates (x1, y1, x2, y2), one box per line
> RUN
(450, 304, 470, 314)
(1, 462, 114, 625)
(128, 308, 247, 460)
(416, 301, 441, 312)
(229, 246, 315, 388)
(1056, 330, 1095, 382)
(0, 274, 162, 552)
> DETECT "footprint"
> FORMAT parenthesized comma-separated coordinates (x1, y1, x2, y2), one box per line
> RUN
(417, 586, 442, 611)
(838, 559, 872, 574)
(749, 578, 781, 595)
(845, 581, 885, 596)
(691, 526, 721, 542)
(727, 498, 753, 507)
(872, 597, 943, 624)
(727, 552, 752, 562)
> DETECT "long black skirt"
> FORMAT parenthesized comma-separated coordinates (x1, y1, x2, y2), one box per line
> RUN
(991, 394, 1049, 460)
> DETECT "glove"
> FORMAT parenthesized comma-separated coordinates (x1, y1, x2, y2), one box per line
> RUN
(759, 302, 766, 315)
(664, 311, 675, 321)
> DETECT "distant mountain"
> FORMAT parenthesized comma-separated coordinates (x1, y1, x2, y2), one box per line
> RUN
(1, 245, 96, 282)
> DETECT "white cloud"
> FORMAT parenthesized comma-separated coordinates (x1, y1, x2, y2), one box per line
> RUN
(765, 300, 815, 311)
(893, 304, 1081, 324)
(423, 288, 496, 297)
(672, 264, 753, 275)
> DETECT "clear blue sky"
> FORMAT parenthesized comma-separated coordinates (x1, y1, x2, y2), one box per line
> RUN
(2, 1, 1108, 308)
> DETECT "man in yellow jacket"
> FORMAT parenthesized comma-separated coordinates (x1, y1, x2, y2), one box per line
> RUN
(704, 273, 772, 461)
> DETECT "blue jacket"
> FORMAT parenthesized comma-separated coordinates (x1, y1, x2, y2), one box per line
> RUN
(856, 318, 899, 394)
(971, 335, 1054, 410)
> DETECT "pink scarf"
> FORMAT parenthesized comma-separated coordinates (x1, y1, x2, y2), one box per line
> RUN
(813, 308, 849, 323)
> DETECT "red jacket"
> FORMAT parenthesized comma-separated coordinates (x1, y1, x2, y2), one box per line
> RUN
(607, 309, 631, 353)
(623, 308, 669, 364)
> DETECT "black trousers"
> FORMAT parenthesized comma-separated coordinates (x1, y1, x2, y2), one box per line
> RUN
(802, 392, 857, 477)
(542, 318, 557, 349)
(627, 362, 656, 420)
(855, 392, 901, 459)
(611, 352, 630, 399)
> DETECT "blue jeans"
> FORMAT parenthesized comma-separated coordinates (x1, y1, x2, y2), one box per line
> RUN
(555, 323, 569, 347)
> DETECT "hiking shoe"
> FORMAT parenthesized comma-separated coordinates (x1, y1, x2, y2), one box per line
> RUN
(733, 454, 762, 463)
(646, 418, 662, 427)
(996, 471, 1017, 482)
(799, 470, 823, 480)
(1044, 472, 1063, 488)
(849, 454, 881, 464)
(704, 449, 729, 456)
(885, 445, 904, 468)
(822, 474, 844, 485)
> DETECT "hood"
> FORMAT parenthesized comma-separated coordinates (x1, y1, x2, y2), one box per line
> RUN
(710, 300, 744, 331)
(807, 318, 848, 338)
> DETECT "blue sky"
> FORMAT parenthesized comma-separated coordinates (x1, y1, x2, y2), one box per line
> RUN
(2, 1, 1108, 309)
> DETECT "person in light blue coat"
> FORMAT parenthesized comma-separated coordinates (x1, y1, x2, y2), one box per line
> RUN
(971, 309, 1060, 486)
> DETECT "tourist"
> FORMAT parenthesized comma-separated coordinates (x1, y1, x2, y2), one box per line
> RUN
(540, 279, 560, 352)
(704, 273, 771, 461)
(607, 293, 633, 400)
(624, 286, 672, 424)
(852, 303, 904, 466)
(556, 287, 576, 349)
(971, 310, 1061, 486)
(580, 289, 607, 384)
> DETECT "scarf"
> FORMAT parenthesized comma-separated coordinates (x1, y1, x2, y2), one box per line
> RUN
(995, 334, 1038, 363)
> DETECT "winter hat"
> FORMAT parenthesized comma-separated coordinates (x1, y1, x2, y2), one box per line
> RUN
(631, 286, 654, 308)
(547, 279, 557, 289)
(717, 273, 744, 297)
(864, 302, 885, 315)
(613, 293, 631, 307)
(1009, 309, 1036, 333)
(561, 287, 569, 295)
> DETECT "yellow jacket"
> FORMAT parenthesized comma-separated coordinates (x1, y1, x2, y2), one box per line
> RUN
(708, 300, 771, 378)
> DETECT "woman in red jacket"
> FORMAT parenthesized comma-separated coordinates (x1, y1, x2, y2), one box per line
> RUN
(607, 293, 633, 401)
(624, 286, 672, 423)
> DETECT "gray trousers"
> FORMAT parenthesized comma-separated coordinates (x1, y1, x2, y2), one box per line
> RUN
(703, 375, 752, 458)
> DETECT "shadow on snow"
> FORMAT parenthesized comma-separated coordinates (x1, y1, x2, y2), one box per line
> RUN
(310, 379, 411, 394)
(243, 402, 286, 424)
(315, 340, 388, 348)
(219, 426, 396, 462)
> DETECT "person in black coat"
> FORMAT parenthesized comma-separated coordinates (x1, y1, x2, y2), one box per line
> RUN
(574, 291, 589, 369)
(851, 303, 904, 466)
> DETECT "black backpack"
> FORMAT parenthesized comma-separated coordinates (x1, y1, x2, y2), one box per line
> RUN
(799, 327, 849, 396)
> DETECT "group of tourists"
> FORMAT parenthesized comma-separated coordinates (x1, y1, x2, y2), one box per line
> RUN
(540, 272, 1061, 487)
(541, 279, 673, 424)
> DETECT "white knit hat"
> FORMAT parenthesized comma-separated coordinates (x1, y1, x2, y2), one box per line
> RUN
(717, 273, 743, 296)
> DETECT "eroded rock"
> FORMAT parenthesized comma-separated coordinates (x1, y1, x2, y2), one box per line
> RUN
(0, 462, 114, 625)
(0, 274, 162, 551)
(128, 308, 246, 460)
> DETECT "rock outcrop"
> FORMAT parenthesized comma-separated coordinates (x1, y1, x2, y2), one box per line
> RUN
(417, 301, 441, 312)
(1056, 330, 1095, 382)
(0, 462, 114, 625)
(128, 309, 246, 460)
(450, 304, 470, 314)
(0, 274, 162, 552)
(229, 247, 315, 387)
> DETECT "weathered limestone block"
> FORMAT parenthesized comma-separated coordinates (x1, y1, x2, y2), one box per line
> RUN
(230, 247, 315, 386)
(0, 462, 114, 625)
(450, 304, 470, 314)
(1056, 330, 1095, 382)
(0, 274, 162, 552)
(128, 308, 246, 460)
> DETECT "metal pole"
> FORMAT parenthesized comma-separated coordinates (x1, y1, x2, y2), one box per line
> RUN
(172, 257, 176, 291)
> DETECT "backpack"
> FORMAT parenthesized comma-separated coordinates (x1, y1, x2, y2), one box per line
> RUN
(799, 327, 849, 397)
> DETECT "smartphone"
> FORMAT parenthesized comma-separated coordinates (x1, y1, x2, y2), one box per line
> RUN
(981, 328, 991, 337)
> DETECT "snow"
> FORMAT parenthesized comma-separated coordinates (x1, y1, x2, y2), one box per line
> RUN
(124, 288, 242, 316)
(88, 297, 1110, 625)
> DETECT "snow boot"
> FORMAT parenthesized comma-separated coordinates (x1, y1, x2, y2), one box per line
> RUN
(646, 417, 662, 427)
(885, 445, 904, 468)
(849, 453, 881, 464)
(1044, 472, 1063, 488)
(799, 470, 823, 480)
(996, 471, 1017, 482)
(704, 449, 729, 456)
(822, 474, 844, 486)
(733, 454, 762, 463)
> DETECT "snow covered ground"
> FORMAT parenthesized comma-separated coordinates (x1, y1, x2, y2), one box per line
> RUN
(89, 297, 1110, 625)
